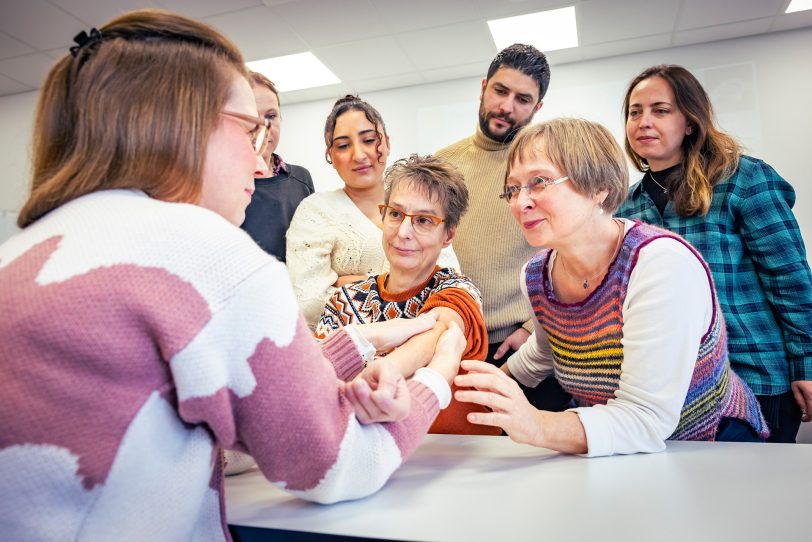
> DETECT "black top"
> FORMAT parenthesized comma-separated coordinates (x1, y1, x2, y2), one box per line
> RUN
(241, 163, 314, 262)
(642, 163, 680, 216)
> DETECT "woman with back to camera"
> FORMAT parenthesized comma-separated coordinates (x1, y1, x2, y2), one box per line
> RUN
(286, 96, 459, 327)
(454, 117, 767, 456)
(617, 64, 812, 442)
(0, 9, 465, 540)
(240, 71, 315, 262)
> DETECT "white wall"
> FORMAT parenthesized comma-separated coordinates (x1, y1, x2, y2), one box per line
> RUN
(275, 27, 812, 257)
(1, 27, 810, 249)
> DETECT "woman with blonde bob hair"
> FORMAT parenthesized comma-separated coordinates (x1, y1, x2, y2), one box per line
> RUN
(455, 117, 767, 456)
(0, 9, 463, 540)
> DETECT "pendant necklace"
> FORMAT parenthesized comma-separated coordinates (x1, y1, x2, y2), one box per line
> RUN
(559, 219, 625, 290)
(649, 169, 669, 194)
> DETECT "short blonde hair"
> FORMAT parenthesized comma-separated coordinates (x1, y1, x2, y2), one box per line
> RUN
(507, 118, 629, 213)
(19, 9, 246, 227)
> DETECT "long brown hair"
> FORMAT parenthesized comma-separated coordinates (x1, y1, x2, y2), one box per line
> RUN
(622, 64, 741, 217)
(18, 9, 246, 228)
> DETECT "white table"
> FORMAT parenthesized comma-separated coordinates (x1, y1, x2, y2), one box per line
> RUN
(226, 435, 811, 541)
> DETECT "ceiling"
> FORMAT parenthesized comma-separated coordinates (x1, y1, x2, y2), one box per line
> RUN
(0, 0, 810, 104)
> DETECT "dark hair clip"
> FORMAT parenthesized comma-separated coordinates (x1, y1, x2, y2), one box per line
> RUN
(70, 28, 102, 57)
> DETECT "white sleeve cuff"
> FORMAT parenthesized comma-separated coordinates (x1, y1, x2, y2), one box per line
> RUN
(344, 324, 376, 366)
(412, 368, 452, 409)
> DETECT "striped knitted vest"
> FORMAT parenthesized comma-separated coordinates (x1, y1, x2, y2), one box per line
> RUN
(525, 220, 767, 440)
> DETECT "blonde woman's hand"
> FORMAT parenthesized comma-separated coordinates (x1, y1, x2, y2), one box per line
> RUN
(454, 359, 544, 446)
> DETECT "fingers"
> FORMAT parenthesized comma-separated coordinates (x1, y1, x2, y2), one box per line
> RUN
(791, 381, 812, 422)
(464, 410, 507, 430)
(346, 379, 374, 424)
(454, 388, 512, 412)
(348, 368, 411, 423)
(492, 341, 508, 360)
(459, 359, 508, 378)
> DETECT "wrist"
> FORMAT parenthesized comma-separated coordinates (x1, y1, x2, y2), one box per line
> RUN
(532, 410, 548, 448)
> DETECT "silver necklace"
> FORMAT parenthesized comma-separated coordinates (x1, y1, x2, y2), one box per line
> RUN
(648, 170, 669, 194)
(558, 220, 625, 290)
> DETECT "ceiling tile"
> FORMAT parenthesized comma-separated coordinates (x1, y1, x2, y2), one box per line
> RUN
(315, 36, 414, 81)
(202, 5, 308, 61)
(475, 0, 573, 20)
(581, 33, 673, 61)
(0, 0, 86, 50)
(154, 0, 263, 19)
(0, 52, 58, 88)
(351, 72, 424, 95)
(370, 0, 482, 34)
(545, 47, 584, 66)
(771, 10, 812, 32)
(578, 0, 679, 45)
(396, 21, 496, 72)
(0, 31, 34, 60)
(674, 18, 773, 47)
(421, 61, 487, 83)
(271, 0, 387, 48)
(0, 73, 32, 95)
(51, 0, 164, 26)
(677, 0, 785, 30)
(281, 82, 353, 105)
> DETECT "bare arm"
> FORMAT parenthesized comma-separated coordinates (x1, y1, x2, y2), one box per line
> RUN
(382, 306, 464, 378)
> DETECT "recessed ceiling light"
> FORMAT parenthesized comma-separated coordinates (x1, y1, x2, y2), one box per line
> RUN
(786, 0, 812, 13)
(487, 6, 578, 53)
(247, 52, 340, 92)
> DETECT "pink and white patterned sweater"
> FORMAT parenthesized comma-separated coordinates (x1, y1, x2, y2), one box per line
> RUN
(0, 190, 440, 541)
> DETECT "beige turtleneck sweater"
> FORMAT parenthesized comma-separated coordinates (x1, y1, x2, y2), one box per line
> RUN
(436, 125, 537, 343)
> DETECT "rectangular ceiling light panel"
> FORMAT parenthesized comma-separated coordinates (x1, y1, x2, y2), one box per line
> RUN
(247, 52, 340, 92)
(488, 6, 578, 52)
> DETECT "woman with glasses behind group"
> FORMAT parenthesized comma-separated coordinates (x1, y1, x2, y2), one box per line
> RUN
(0, 10, 465, 540)
(453, 117, 768, 456)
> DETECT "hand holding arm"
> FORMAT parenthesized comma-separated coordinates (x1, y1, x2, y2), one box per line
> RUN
(454, 360, 588, 453)
(424, 320, 466, 383)
(352, 312, 440, 353)
(345, 358, 410, 424)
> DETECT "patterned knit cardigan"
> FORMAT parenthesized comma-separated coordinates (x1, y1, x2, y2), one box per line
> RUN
(525, 221, 767, 440)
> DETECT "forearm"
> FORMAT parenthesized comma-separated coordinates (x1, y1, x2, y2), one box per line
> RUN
(383, 322, 447, 378)
(535, 411, 588, 454)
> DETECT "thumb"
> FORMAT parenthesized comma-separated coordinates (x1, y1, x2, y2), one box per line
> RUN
(493, 341, 508, 360)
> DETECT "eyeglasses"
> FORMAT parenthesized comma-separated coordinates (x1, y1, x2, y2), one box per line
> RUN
(378, 204, 445, 235)
(220, 111, 270, 155)
(499, 175, 570, 203)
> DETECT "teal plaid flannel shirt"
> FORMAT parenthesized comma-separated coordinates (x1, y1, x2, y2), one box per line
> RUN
(617, 156, 812, 396)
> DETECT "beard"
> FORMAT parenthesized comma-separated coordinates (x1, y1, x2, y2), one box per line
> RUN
(478, 104, 533, 144)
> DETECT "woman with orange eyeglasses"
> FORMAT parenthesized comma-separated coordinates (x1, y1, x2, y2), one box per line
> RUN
(315, 154, 495, 435)
(286, 96, 459, 328)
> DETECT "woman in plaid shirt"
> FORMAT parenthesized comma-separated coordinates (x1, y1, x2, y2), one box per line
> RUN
(618, 64, 812, 442)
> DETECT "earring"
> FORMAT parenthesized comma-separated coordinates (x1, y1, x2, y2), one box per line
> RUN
(598, 206, 604, 215)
